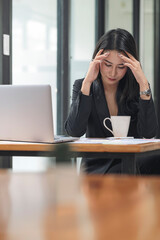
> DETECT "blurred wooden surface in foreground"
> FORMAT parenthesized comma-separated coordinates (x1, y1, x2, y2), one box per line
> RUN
(0, 167, 160, 240)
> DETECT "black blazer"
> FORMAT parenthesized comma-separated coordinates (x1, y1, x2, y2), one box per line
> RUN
(65, 78, 158, 173)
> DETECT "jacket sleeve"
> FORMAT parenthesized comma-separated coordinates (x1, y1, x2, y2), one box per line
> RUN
(65, 79, 92, 137)
(137, 97, 158, 138)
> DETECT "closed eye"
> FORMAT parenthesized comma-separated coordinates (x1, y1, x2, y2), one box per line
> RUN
(118, 66, 125, 69)
(105, 63, 112, 67)
(104, 62, 125, 69)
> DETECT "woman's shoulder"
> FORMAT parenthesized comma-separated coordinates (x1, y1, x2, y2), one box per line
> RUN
(72, 78, 85, 90)
(73, 78, 84, 86)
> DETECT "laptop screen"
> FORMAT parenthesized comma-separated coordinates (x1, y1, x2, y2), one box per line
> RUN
(0, 84, 54, 143)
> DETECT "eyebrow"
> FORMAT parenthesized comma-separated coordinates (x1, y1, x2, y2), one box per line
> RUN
(104, 59, 124, 66)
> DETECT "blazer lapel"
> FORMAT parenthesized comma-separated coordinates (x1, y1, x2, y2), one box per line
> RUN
(92, 79, 112, 136)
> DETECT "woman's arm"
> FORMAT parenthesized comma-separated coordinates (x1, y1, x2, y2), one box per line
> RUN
(65, 50, 110, 137)
(81, 49, 110, 95)
(65, 79, 92, 137)
(119, 52, 151, 100)
(119, 52, 158, 138)
(137, 97, 158, 138)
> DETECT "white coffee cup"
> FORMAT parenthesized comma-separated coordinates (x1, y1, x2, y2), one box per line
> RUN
(103, 116, 131, 137)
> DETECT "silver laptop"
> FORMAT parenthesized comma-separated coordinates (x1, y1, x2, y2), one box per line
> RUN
(0, 84, 77, 143)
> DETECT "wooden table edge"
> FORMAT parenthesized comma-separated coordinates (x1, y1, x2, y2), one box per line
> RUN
(0, 141, 159, 153)
(70, 142, 160, 153)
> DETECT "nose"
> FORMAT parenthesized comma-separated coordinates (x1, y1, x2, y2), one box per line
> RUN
(110, 66, 116, 77)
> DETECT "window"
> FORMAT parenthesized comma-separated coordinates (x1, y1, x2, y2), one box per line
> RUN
(70, 0, 95, 97)
(105, 0, 133, 33)
(140, 0, 154, 95)
(12, 0, 57, 171)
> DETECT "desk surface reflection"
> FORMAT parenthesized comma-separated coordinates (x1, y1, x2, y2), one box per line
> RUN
(0, 167, 160, 240)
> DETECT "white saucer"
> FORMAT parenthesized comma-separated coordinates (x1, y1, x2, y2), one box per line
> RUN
(106, 137, 134, 140)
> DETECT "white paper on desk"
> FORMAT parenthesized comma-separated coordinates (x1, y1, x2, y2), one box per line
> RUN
(73, 138, 108, 144)
(102, 138, 160, 145)
(73, 138, 160, 145)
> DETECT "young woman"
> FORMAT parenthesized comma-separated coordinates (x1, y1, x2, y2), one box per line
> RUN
(65, 28, 158, 174)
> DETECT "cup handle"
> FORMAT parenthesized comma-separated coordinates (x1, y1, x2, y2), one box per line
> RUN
(103, 118, 114, 135)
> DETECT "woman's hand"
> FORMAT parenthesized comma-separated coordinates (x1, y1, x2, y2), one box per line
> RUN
(81, 49, 110, 95)
(84, 49, 110, 84)
(118, 52, 149, 91)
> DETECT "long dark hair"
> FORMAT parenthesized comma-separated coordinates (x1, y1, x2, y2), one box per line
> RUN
(93, 28, 140, 116)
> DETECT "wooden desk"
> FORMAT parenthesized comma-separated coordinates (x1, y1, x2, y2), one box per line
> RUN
(71, 140, 160, 174)
(0, 139, 159, 153)
(0, 169, 160, 240)
(0, 139, 160, 174)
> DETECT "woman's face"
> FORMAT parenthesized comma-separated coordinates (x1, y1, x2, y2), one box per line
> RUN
(100, 50, 127, 86)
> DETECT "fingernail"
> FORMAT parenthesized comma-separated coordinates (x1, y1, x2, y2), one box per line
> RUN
(105, 51, 110, 56)
(118, 53, 123, 57)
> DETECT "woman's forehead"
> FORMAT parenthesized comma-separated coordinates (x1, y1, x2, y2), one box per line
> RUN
(104, 50, 124, 65)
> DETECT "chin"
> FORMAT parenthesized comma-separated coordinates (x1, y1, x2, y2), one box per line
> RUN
(107, 79, 119, 85)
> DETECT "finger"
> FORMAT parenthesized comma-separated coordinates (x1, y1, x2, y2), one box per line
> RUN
(124, 63, 136, 71)
(92, 49, 104, 61)
(95, 51, 110, 61)
(90, 59, 101, 65)
(125, 51, 137, 62)
(96, 49, 104, 57)
(118, 54, 136, 67)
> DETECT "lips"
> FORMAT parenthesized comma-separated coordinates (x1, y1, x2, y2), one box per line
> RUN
(108, 78, 116, 81)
